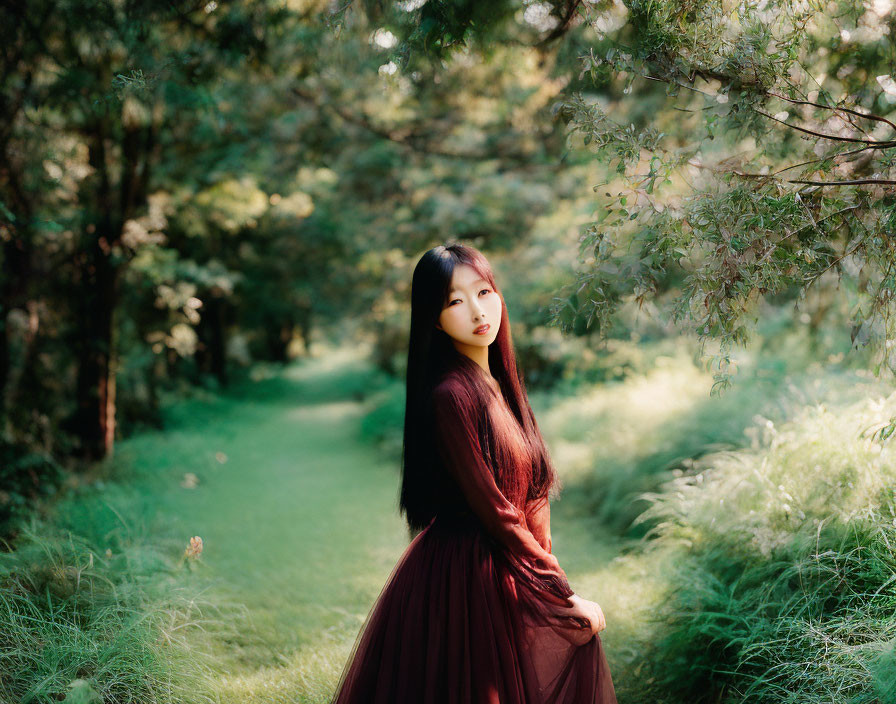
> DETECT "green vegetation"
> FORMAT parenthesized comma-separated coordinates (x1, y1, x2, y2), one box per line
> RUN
(0, 348, 413, 702)
(4, 0, 896, 701)
(633, 393, 896, 703)
(0, 486, 218, 702)
(535, 342, 896, 703)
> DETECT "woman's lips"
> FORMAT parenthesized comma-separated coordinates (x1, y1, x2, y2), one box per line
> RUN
(473, 324, 490, 335)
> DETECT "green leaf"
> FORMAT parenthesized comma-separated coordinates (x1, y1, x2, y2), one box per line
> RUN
(63, 680, 102, 704)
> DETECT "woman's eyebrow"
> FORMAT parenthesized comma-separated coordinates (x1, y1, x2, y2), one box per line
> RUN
(449, 278, 489, 293)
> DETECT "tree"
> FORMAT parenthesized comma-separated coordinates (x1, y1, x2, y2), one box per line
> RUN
(1, 0, 282, 460)
(1, 0, 589, 468)
(548, 0, 896, 392)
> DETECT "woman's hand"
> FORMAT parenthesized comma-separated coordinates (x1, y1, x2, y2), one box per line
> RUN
(554, 593, 606, 646)
(575, 594, 606, 635)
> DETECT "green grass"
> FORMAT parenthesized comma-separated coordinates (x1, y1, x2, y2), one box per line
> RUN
(0, 510, 219, 702)
(0, 347, 416, 703)
(627, 386, 896, 703)
(532, 332, 883, 537)
(103, 349, 417, 702)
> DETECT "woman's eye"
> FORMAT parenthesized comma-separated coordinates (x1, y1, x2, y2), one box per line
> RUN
(446, 290, 489, 306)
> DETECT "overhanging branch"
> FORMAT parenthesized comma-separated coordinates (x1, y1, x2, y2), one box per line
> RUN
(291, 84, 540, 164)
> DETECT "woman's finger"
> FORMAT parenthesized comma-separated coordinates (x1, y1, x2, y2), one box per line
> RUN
(588, 603, 605, 634)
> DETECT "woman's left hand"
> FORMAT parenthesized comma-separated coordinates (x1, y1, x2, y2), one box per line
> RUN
(552, 593, 606, 645)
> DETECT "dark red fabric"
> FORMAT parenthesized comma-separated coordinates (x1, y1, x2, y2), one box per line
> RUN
(330, 375, 617, 703)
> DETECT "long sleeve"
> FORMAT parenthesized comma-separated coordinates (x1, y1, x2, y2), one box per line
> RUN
(432, 380, 575, 600)
(524, 493, 553, 554)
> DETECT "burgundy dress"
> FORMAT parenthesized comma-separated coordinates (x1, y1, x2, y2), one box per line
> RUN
(330, 375, 617, 704)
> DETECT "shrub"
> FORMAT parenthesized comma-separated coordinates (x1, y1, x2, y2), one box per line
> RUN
(0, 440, 66, 538)
(635, 394, 896, 703)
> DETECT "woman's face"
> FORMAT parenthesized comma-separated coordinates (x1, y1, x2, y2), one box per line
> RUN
(435, 263, 502, 347)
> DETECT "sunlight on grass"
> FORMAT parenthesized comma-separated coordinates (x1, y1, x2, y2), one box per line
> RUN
(204, 633, 352, 704)
(536, 336, 885, 535)
(538, 347, 711, 481)
(625, 387, 896, 702)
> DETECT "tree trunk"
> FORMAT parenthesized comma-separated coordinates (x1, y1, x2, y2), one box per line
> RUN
(71, 240, 119, 460)
(69, 119, 121, 461)
(296, 303, 312, 355)
(68, 97, 154, 459)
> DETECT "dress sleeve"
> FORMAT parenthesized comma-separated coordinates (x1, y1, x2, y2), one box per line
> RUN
(524, 493, 553, 554)
(432, 381, 575, 600)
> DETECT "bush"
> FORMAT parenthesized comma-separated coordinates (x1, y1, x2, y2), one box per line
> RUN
(635, 393, 896, 703)
(0, 440, 66, 538)
(359, 376, 406, 459)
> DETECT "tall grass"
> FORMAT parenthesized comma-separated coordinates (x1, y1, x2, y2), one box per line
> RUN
(0, 504, 221, 702)
(633, 392, 896, 703)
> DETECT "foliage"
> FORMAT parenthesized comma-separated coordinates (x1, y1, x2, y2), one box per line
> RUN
(2, 0, 608, 473)
(634, 390, 896, 702)
(547, 0, 896, 393)
(0, 441, 66, 536)
(382, 0, 896, 394)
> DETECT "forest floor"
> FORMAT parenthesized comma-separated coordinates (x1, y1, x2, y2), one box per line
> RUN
(121, 344, 657, 703)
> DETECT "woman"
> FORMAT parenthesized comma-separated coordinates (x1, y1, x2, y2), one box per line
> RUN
(330, 243, 616, 703)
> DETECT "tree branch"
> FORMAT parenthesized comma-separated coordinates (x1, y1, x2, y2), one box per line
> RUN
(291, 84, 539, 163)
(535, 0, 585, 48)
(754, 108, 896, 146)
(788, 178, 896, 186)
(771, 145, 875, 176)
(765, 90, 896, 134)
(641, 70, 896, 147)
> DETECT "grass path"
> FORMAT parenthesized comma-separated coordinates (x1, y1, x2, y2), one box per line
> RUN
(114, 345, 644, 702)
(123, 340, 871, 702)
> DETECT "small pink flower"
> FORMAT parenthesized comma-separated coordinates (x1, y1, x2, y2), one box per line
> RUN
(184, 536, 203, 559)
(181, 472, 199, 489)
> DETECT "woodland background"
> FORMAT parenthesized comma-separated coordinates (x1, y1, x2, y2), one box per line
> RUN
(2, 1, 896, 702)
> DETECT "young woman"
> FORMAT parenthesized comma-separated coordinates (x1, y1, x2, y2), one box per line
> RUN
(330, 243, 616, 703)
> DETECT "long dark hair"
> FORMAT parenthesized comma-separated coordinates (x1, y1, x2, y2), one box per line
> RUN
(398, 242, 560, 536)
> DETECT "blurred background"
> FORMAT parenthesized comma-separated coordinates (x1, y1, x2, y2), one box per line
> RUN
(2, 0, 896, 702)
